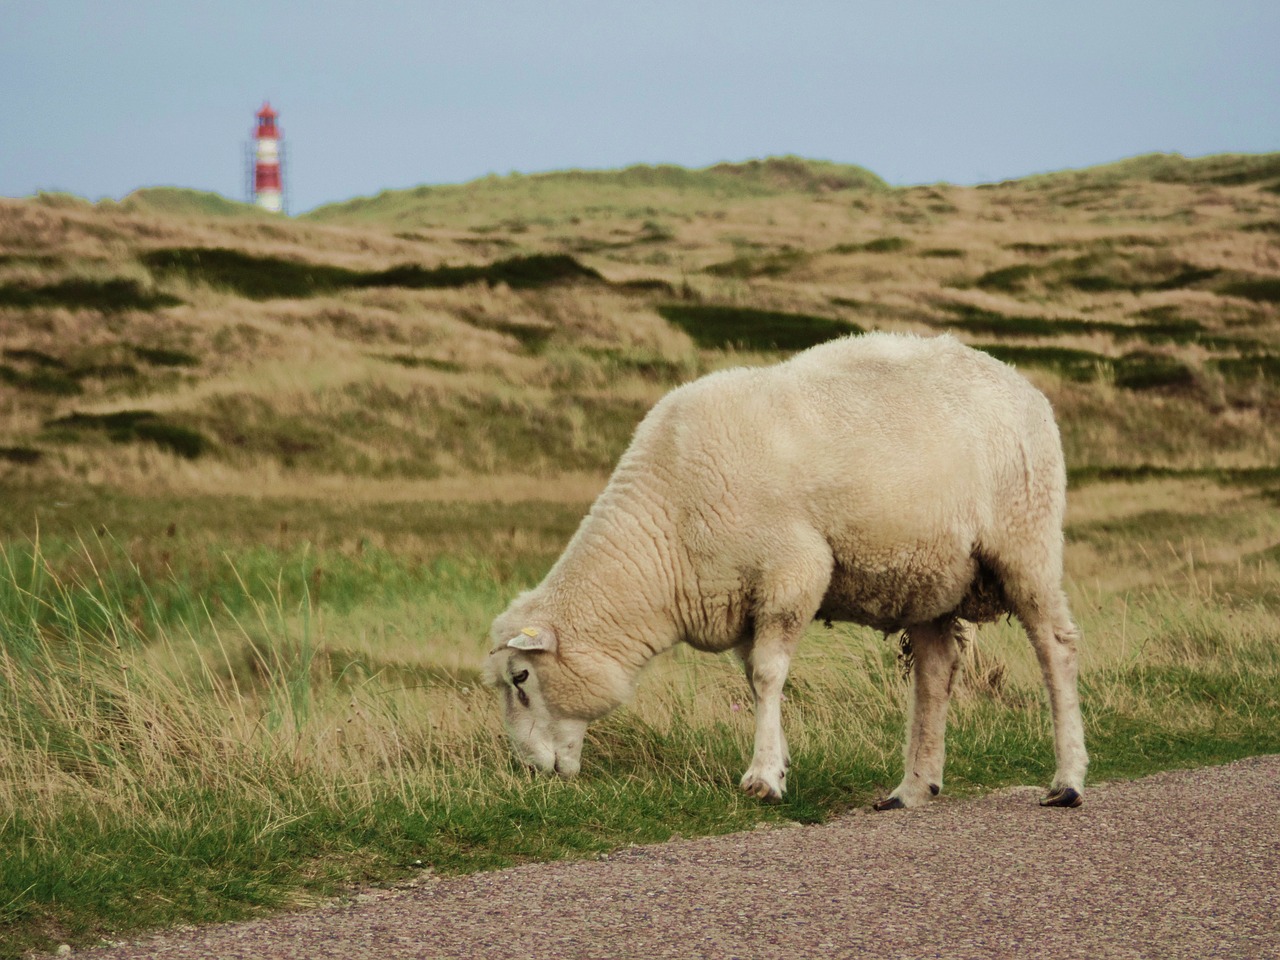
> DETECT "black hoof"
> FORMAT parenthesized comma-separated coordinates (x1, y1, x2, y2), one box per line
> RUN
(1040, 786, 1083, 808)
(873, 796, 905, 811)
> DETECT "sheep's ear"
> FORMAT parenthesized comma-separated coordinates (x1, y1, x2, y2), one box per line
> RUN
(507, 626, 556, 653)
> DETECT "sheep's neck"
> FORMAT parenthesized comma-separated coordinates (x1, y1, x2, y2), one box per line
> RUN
(545, 480, 682, 670)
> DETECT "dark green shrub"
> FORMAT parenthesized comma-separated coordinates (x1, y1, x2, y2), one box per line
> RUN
(0, 446, 42, 465)
(1003, 242, 1062, 255)
(1138, 318, 1210, 344)
(1219, 276, 1280, 303)
(1211, 355, 1280, 382)
(458, 316, 554, 353)
(0, 364, 83, 395)
(46, 410, 210, 459)
(1150, 267, 1221, 291)
(615, 278, 680, 297)
(74, 363, 140, 381)
(3, 348, 64, 368)
(358, 254, 602, 290)
(862, 236, 911, 253)
(943, 307, 1063, 337)
(144, 248, 604, 299)
(379, 354, 465, 373)
(658, 304, 863, 352)
(131, 345, 200, 367)
(0, 278, 181, 312)
(830, 237, 911, 255)
(974, 263, 1037, 292)
(703, 250, 807, 279)
(0, 254, 61, 268)
(973, 344, 1108, 382)
(72, 363, 141, 380)
(977, 343, 1198, 392)
(1113, 352, 1197, 392)
(581, 347, 685, 382)
(1065, 273, 1127, 293)
(131, 421, 209, 459)
(141, 247, 360, 299)
(938, 303, 1207, 345)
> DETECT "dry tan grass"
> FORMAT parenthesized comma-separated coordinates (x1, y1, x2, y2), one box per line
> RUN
(3, 162, 1279, 501)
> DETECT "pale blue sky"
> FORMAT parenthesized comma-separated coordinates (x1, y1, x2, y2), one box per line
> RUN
(2, 1, 1277, 213)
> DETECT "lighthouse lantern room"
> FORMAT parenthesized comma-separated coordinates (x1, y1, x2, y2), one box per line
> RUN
(251, 103, 284, 213)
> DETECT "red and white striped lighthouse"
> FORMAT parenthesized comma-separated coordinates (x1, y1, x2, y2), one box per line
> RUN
(252, 103, 284, 213)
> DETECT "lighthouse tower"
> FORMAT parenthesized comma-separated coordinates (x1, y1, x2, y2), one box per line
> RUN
(251, 103, 284, 213)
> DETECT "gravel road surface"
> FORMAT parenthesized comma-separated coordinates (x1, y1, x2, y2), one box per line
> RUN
(90, 755, 1279, 959)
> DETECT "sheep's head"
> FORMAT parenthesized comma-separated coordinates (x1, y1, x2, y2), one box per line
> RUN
(484, 624, 589, 778)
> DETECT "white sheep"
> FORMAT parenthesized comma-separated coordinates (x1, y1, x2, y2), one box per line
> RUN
(485, 332, 1087, 808)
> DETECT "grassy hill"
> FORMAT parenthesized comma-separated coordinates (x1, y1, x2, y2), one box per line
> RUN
(302, 156, 889, 230)
(1017, 150, 1280, 190)
(3, 150, 1278, 491)
(2, 151, 1280, 956)
(114, 186, 270, 218)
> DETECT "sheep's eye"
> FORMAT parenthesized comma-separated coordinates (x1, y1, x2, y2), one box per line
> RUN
(512, 669, 529, 686)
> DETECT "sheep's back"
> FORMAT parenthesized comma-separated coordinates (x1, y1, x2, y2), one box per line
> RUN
(630, 333, 1063, 631)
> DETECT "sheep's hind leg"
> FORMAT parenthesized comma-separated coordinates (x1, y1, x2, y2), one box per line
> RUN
(1017, 590, 1088, 808)
(873, 618, 968, 811)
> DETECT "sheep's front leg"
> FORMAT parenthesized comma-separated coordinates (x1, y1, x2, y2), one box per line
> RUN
(739, 627, 794, 801)
(874, 618, 967, 810)
(739, 609, 812, 802)
(739, 539, 832, 802)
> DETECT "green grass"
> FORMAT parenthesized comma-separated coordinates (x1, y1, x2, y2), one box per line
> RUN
(657, 303, 864, 352)
(2, 482, 1279, 956)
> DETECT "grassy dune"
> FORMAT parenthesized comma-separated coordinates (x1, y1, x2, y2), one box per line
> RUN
(2, 154, 1279, 955)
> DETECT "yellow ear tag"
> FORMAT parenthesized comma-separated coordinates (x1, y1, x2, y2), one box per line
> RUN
(521, 627, 540, 637)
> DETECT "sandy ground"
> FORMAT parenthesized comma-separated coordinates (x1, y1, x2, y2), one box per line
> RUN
(88, 755, 1279, 960)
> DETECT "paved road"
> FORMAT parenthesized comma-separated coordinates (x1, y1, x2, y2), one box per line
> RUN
(92, 755, 1279, 959)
